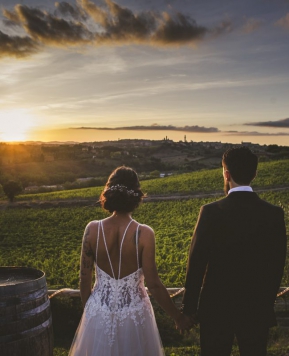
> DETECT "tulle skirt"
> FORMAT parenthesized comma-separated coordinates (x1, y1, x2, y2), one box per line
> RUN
(69, 303, 164, 356)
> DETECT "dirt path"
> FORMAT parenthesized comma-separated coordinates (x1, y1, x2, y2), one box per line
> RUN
(145, 185, 289, 201)
(1, 185, 289, 209)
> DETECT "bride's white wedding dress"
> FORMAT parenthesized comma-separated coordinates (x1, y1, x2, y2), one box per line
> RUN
(69, 219, 164, 356)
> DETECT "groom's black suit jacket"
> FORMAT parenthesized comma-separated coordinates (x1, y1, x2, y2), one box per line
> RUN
(182, 191, 287, 330)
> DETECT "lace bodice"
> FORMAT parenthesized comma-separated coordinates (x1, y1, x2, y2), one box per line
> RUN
(83, 220, 153, 346)
(92, 266, 149, 311)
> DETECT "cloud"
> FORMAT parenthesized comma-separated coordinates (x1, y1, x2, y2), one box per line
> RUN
(0, 0, 231, 58)
(55, 1, 87, 21)
(80, 0, 108, 26)
(242, 18, 262, 34)
(72, 125, 220, 133)
(0, 30, 39, 58)
(81, 0, 209, 45)
(2, 9, 22, 27)
(210, 20, 233, 37)
(152, 12, 207, 44)
(276, 13, 289, 29)
(225, 130, 289, 136)
(245, 118, 289, 128)
(3, 5, 94, 47)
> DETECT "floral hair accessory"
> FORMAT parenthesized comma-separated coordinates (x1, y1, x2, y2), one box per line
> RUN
(106, 184, 139, 196)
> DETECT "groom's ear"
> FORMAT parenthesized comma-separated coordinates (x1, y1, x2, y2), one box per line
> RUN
(223, 169, 231, 182)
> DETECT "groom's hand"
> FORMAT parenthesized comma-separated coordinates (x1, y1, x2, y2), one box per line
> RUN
(176, 313, 198, 335)
(175, 313, 192, 334)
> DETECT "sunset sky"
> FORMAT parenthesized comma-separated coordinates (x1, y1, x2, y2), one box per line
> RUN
(0, 0, 289, 145)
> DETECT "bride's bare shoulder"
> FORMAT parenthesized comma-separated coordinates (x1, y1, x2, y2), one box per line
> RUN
(138, 223, 154, 233)
(82, 220, 99, 238)
(137, 223, 155, 246)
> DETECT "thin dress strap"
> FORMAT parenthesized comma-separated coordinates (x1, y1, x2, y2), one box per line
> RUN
(118, 219, 134, 279)
(100, 219, 134, 279)
(135, 224, 140, 269)
(100, 220, 116, 279)
(95, 220, 101, 266)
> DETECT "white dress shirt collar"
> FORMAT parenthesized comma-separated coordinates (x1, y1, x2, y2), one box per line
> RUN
(228, 186, 253, 194)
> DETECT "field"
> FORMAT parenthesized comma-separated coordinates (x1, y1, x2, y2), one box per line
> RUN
(0, 160, 289, 355)
(1, 192, 288, 288)
(5, 159, 289, 202)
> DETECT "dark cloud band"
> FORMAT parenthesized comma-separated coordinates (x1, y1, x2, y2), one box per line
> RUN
(245, 118, 289, 128)
(226, 130, 289, 136)
(0, 0, 231, 58)
(72, 125, 220, 133)
(0, 30, 39, 58)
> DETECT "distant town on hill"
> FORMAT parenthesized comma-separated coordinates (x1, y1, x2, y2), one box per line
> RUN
(0, 138, 289, 194)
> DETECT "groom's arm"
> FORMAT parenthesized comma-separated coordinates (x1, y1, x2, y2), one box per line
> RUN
(265, 207, 287, 306)
(182, 205, 212, 316)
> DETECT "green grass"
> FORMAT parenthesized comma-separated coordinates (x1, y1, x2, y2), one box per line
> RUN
(14, 186, 104, 202)
(0, 191, 288, 288)
(52, 325, 289, 356)
(7, 159, 289, 202)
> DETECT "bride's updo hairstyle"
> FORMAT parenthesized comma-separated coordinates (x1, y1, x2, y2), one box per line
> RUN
(100, 166, 145, 213)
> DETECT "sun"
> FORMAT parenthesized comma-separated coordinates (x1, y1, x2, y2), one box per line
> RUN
(0, 109, 36, 142)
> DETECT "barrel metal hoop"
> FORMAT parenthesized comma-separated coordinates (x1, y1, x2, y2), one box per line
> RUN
(0, 316, 52, 343)
(0, 299, 50, 324)
(0, 286, 47, 307)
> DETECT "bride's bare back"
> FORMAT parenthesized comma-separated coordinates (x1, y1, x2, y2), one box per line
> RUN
(90, 217, 143, 279)
(80, 214, 157, 284)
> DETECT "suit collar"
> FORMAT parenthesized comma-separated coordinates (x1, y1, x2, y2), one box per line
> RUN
(228, 186, 253, 194)
(226, 191, 259, 200)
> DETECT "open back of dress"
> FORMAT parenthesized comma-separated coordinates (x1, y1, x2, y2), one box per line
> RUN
(69, 219, 164, 356)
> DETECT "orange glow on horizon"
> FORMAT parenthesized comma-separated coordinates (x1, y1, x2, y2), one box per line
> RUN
(23, 128, 289, 146)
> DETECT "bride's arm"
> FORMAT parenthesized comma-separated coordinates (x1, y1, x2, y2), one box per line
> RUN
(141, 226, 192, 330)
(79, 222, 95, 308)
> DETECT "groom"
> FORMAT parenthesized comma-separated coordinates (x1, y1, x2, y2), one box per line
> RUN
(182, 146, 287, 355)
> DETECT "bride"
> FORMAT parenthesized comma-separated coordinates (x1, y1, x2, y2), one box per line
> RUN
(69, 166, 191, 355)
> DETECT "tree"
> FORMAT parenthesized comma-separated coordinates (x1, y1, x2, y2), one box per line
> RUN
(3, 180, 23, 202)
(150, 170, 160, 178)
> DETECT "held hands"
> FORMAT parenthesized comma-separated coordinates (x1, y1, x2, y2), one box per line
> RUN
(174, 312, 198, 334)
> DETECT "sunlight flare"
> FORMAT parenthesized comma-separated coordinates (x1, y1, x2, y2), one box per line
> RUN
(0, 109, 37, 142)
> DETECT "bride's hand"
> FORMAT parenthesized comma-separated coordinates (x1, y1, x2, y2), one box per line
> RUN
(174, 313, 194, 333)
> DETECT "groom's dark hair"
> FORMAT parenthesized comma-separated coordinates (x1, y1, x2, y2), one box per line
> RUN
(222, 146, 258, 185)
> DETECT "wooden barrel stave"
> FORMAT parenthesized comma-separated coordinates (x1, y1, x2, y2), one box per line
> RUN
(0, 267, 53, 356)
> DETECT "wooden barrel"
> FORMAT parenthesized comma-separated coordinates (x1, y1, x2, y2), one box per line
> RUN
(0, 267, 53, 356)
